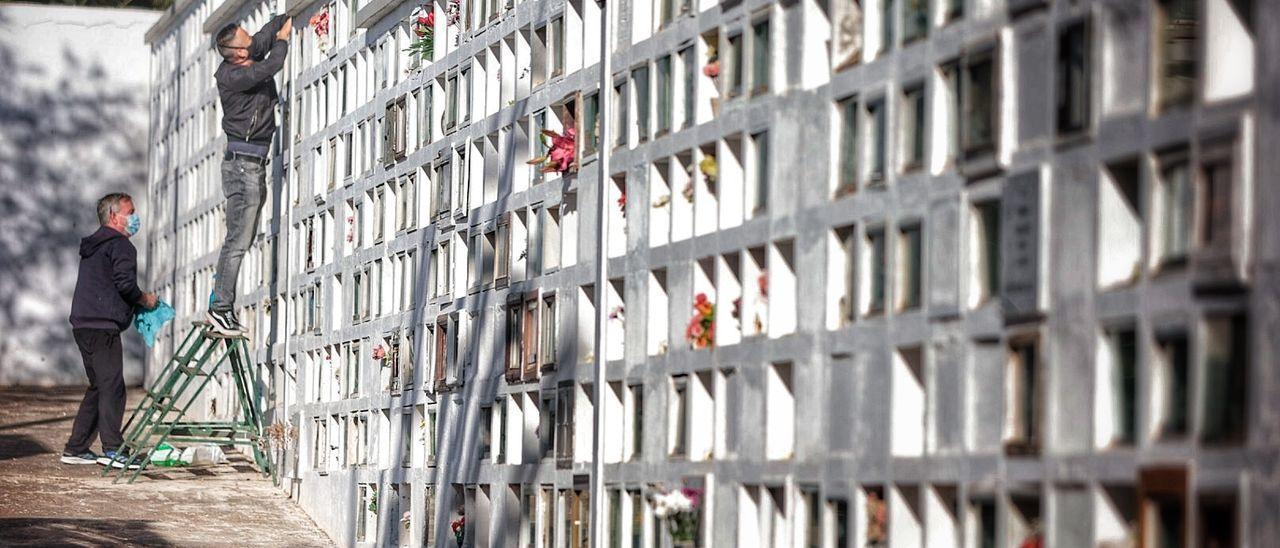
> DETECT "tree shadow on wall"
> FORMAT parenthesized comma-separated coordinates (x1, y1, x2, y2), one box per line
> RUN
(0, 13, 148, 385)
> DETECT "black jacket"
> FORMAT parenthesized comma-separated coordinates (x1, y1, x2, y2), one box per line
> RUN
(215, 15, 290, 149)
(70, 226, 145, 332)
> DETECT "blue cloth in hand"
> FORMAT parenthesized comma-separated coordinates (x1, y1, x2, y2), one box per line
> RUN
(134, 300, 176, 348)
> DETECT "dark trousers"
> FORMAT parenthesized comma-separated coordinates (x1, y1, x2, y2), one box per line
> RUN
(65, 328, 126, 454)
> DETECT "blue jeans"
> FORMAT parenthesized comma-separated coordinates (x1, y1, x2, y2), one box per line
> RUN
(212, 154, 268, 312)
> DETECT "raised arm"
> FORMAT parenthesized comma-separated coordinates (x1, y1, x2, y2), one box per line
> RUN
(219, 39, 289, 92)
(250, 14, 290, 61)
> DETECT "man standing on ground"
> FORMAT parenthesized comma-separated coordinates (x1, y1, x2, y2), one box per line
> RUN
(207, 14, 291, 336)
(63, 193, 157, 468)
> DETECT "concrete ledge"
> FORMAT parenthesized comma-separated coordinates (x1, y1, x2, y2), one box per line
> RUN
(144, 0, 196, 44)
(285, 0, 324, 18)
(202, 0, 253, 35)
(354, 0, 399, 29)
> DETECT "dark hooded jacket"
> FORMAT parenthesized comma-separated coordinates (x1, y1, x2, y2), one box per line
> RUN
(215, 14, 290, 150)
(69, 226, 144, 332)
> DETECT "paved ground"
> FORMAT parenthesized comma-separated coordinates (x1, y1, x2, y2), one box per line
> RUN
(0, 386, 332, 547)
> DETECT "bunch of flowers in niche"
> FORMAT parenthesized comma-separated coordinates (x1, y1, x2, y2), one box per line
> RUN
(406, 6, 434, 63)
(527, 127, 577, 175)
(685, 293, 714, 349)
(733, 271, 768, 336)
(652, 486, 702, 546)
(309, 7, 330, 53)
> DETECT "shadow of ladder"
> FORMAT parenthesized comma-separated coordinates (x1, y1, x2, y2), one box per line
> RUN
(102, 321, 271, 484)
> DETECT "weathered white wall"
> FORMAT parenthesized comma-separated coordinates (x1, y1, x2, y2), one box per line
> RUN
(0, 3, 159, 386)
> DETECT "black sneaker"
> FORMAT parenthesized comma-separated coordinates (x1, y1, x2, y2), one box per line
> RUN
(60, 450, 100, 465)
(206, 309, 246, 337)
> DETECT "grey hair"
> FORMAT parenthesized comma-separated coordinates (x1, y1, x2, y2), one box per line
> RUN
(97, 193, 133, 225)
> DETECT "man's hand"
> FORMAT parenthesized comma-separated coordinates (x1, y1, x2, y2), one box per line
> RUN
(276, 17, 292, 41)
(141, 292, 159, 310)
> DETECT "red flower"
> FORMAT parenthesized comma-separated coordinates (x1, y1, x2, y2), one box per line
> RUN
(679, 487, 703, 507)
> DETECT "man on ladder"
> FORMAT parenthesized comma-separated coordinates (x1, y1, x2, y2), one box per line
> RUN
(207, 14, 291, 337)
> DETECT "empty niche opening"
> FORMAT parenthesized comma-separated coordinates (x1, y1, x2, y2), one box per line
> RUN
(606, 277, 625, 362)
(1004, 336, 1042, 456)
(512, 209, 529, 281)
(1007, 488, 1042, 548)
(393, 483, 411, 546)
(357, 483, 378, 543)
(577, 284, 595, 363)
(694, 142, 719, 237)
(647, 268, 669, 356)
(1197, 491, 1238, 548)
(483, 132, 499, 204)
(764, 485, 789, 545)
(561, 192, 579, 267)
(767, 240, 795, 338)
(1139, 466, 1188, 548)
(1095, 325, 1138, 449)
(1203, 0, 1254, 103)
(965, 495, 997, 548)
(742, 246, 768, 337)
(1149, 331, 1190, 441)
(649, 159, 672, 248)
(689, 371, 714, 461)
(506, 396, 526, 465)
(765, 362, 794, 460)
(668, 375, 689, 458)
(889, 485, 923, 547)
(739, 485, 762, 544)
(890, 346, 926, 457)
(604, 382, 624, 463)
(1097, 159, 1143, 289)
(376, 409, 391, 467)
(827, 224, 857, 330)
(609, 174, 627, 258)
(861, 225, 887, 317)
(719, 134, 746, 230)
(713, 368, 737, 458)
(925, 485, 959, 547)
(717, 252, 743, 347)
(1095, 484, 1137, 548)
(671, 151, 695, 242)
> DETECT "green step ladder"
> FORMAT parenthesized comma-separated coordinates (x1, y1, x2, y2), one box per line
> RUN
(103, 321, 271, 484)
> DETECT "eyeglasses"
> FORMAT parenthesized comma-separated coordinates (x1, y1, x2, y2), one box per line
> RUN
(219, 44, 249, 50)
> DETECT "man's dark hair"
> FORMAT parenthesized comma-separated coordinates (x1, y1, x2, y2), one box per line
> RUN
(215, 23, 240, 58)
(97, 193, 132, 225)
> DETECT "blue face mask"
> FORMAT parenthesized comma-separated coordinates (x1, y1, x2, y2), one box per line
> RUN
(125, 213, 142, 236)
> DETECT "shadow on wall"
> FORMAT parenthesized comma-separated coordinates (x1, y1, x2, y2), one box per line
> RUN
(0, 11, 149, 386)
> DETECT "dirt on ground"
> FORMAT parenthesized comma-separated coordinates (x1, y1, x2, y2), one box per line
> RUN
(0, 386, 333, 547)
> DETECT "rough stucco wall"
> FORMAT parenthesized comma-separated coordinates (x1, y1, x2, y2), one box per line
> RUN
(0, 4, 159, 386)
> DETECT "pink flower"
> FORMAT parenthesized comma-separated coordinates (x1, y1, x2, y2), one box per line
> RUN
(309, 10, 330, 37)
(702, 62, 720, 78)
(372, 345, 387, 360)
